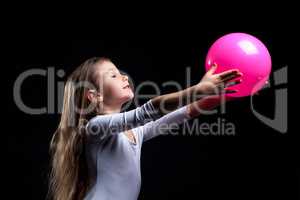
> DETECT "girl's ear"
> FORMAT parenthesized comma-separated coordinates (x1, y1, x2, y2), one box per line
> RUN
(86, 89, 103, 103)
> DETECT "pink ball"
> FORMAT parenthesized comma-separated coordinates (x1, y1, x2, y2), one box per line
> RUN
(205, 33, 272, 97)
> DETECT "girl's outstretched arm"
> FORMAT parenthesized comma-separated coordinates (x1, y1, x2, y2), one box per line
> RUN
(133, 94, 232, 142)
(129, 95, 234, 142)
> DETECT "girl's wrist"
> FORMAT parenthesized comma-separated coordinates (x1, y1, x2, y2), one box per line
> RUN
(187, 84, 206, 102)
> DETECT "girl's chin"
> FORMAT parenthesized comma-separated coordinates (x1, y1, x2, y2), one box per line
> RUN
(126, 91, 134, 99)
(126, 94, 134, 101)
(120, 93, 134, 103)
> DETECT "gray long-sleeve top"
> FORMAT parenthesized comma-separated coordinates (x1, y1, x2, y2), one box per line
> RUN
(84, 100, 191, 200)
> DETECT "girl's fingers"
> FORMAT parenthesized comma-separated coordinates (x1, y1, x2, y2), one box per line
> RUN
(214, 84, 238, 94)
(225, 79, 243, 87)
(207, 63, 218, 75)
(218, 69, 239, 79)
(221, 72, 243, 83)
(224, 89, 238, 94)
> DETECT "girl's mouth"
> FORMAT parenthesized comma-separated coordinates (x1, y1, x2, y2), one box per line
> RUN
(123, 85, 130, 89)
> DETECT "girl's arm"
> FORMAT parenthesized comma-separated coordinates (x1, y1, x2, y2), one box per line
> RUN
(132, 95, 228, 142)
(151, 64, 242, 115)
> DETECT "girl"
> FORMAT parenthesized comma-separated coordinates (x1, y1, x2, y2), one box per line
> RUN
(49, 57, 242, 200)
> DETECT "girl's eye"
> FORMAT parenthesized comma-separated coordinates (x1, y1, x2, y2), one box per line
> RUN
(111, 74, 117, 78)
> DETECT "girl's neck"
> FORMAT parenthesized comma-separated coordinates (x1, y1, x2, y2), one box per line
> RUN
(101, 103, 122, 114)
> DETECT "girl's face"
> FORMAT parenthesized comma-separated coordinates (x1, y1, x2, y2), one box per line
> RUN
(95, 61, 134, 107)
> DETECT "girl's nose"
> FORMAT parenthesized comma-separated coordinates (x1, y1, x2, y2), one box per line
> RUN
(122, 75, 129, 81)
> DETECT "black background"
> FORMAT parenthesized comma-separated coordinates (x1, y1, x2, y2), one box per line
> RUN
(5, 11, 297, 200)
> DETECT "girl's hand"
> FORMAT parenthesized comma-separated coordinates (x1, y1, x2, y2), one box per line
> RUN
(151, 64, 243, 115)
(196, 63, 243, 95)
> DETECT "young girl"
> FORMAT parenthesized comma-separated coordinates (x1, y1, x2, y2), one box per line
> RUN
(49, 57, 242, 200)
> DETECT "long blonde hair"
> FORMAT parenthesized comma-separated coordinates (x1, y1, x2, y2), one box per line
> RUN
(48, 57, 109, 200)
